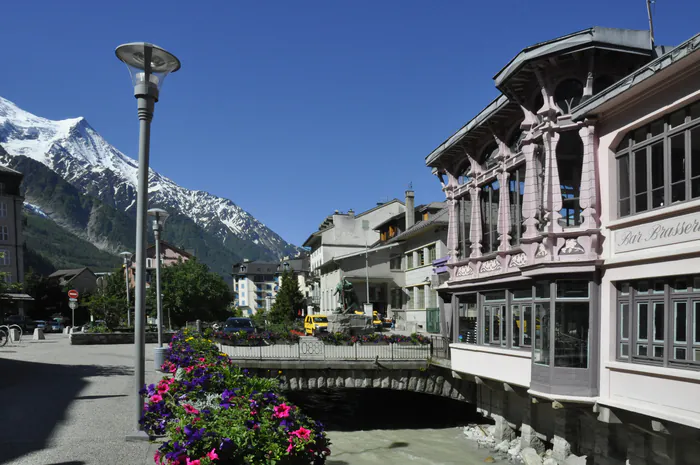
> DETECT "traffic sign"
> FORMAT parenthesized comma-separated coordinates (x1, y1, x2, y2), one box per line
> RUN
(68, 289, 79, 299)
(68, 301, 78, 310)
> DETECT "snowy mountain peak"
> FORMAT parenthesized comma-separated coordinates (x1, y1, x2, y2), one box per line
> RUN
(0, 95, 300, 261)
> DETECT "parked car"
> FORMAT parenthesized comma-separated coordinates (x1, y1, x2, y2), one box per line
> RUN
(222, 317, 256, 335)
(304, 315, 328, 336)
(34, 320, 49, 332)
(5, 315, 36, 333)
(50, 320, 64, 332)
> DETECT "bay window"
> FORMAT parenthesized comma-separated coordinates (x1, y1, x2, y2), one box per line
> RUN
(616, 100, 700, 217)
(617, 275, 700, 369)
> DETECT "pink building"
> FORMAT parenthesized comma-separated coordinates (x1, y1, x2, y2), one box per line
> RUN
(425, 27, 700, 464)
(128, 241, 193, 287)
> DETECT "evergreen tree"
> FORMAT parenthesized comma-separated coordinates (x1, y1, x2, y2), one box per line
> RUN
(269, 270, 305, 324)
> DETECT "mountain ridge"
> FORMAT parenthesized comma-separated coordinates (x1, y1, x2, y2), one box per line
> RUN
(0, 96, 302, 275)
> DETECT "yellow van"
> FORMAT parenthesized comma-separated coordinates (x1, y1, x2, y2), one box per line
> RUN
(304, 315, 328, 336)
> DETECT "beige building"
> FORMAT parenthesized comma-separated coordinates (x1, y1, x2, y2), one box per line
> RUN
(128, 241, 193, 288)
(0, 165, 25, 285)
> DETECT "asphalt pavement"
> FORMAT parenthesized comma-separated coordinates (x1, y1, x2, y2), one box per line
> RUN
(0, 332, 163, 465)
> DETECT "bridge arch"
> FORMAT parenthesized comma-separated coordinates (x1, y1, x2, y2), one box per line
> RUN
(239, 362, 476, 403)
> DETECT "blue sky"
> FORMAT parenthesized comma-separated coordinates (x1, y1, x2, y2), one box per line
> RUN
(0, 0, 698, 246)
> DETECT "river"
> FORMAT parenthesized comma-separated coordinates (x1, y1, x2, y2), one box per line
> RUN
(286, 389, 504, 465)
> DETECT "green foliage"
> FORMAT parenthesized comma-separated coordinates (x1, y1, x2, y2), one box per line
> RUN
(268, 271, 305, 324)
(84, 292, 125, 329)
(22, 269, 67, 319)
(229, 306, 244, 318)
(150, 258, 232, 327)
(23, 212, 120, 271)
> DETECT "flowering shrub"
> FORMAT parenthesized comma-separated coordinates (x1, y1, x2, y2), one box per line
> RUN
(318, 332, 430, 346)
(214, 330, 301, 347)
(143, 330, 331, 465)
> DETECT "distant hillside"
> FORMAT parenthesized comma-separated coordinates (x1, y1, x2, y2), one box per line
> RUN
(23, 211, 121, 273)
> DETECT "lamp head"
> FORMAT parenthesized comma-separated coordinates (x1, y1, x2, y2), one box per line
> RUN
(148, 208, 170, 231)
(119, 251, 133, 261)
(115, 42, 180, 101)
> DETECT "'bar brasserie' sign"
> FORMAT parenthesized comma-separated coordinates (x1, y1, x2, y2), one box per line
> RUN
(615, 211, 700, 253)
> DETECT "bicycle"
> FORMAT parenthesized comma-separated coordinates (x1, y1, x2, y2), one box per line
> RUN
(0, 324, 22, 347)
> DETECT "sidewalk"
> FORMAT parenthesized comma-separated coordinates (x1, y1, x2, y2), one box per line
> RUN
(0, 333, 164, 465)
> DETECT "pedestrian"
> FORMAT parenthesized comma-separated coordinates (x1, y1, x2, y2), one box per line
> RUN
(391, 317, 395, 330)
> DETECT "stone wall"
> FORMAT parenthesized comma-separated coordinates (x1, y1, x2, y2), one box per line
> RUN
(247, 365, 476, 402)
(70, 332, 176, 345)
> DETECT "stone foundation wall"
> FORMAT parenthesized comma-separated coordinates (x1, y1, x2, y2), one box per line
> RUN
(471, 388, 700, 464)
(248, 365, 477, 402)
(70, 332, 176, 345)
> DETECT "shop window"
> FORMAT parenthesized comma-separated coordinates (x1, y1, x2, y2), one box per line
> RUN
(554, 302, 589, 368)
(509, 165, 526, 243)
(557, 132, 583, 227)
(616, 101, 700, 218)
(618, 278, 700, 369)
(417, 249, 425, 267)
(512, 304, 533, 348)
(406, 253, 414, 270)
(556, 280, 589, 299)
(481, 179, 500, 253)
(534, 303, 551, 365)
(428, 244, 437, 262)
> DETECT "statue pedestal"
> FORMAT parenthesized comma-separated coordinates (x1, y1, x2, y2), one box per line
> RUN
(327, 313, 373, 336)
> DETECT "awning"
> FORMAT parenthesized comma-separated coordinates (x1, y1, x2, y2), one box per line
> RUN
(2, 293, 35, 301)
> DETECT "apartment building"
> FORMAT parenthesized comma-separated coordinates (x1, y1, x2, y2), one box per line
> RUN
(232, 255, 311, 315)
(303, 200, 405, 315)
(424, 27, 700, 464)
(327, 191, 449, 331)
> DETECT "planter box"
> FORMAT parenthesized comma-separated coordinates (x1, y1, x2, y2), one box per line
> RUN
(70, 332, 176, 345)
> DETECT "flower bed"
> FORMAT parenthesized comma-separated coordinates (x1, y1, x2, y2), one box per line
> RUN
(214, 330, 301, 347)
(317, 332, 430, 346)
(143, 331, 331, 465)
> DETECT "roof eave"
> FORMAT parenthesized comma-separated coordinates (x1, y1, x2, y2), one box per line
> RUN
(425, 94, 510, 168)
(572, 32, 700, 121)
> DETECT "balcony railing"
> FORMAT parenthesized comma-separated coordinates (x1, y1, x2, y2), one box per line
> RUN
(217, 338, 430, 361)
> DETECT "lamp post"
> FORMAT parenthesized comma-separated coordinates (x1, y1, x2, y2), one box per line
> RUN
(362, 220, 370, 311)
(147, 208, 168, 356)
(116, 42, 180, 441)
(119, 251, 133, 326)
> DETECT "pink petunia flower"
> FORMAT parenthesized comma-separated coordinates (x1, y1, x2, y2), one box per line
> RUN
(273, 403, 291, 418)
(199, 357, 206, 362)
(150, 394, 163, 403)
(207, 449, 219, 460)
(185, 459, 200, 465)
(287, 438, 294, 453)
(153, 451, 160, 463)
(183, 404, 199, 415)
(291, 427, 311, 440)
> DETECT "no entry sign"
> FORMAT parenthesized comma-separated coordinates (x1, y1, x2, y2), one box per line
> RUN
(68, 289, 79, 300)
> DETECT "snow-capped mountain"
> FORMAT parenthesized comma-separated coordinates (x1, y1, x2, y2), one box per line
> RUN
(0, 96, 300, 266)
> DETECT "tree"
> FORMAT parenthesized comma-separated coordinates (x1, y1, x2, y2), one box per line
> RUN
(149, 258, 232, 327)
(269, 270, 305, 324)
(22, 268, 65, 319)
(84, 292, 123, 329)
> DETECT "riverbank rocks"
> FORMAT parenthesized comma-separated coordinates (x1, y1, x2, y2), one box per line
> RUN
(520, 447, 543, 465)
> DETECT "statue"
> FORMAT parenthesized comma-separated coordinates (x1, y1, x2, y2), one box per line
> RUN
(333, 279, 361, 314)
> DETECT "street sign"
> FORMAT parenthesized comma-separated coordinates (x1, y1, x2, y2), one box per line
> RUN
(68, 289, 79, 299)
(68, 301, 78, 310)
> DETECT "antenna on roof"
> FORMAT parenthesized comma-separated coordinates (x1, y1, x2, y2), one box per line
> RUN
(408, 182, 413, 190)
(646, 0, 656, 50)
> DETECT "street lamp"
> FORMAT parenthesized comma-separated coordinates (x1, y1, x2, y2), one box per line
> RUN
(148, 207, 169, 370)
(119, 251, 133, 326)
(116, 42, 180, 441)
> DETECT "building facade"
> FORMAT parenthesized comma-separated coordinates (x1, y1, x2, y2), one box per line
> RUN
(425, 27, 700, 464)
(0, 165, 24, 285)
(328, 192, 449, 331)
(128, 241, 193, 288)
(303, 200, 405, 315)
(232, 256, 311, 316)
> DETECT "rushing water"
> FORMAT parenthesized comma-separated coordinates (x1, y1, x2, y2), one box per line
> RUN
(286, 389, 501, 465)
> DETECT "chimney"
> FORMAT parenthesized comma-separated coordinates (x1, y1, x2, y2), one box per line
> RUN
(347, 209, 355, 217)
(405, 190, 415, 230)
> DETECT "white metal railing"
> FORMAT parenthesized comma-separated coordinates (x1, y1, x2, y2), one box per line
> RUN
(217, 338, 430, 361)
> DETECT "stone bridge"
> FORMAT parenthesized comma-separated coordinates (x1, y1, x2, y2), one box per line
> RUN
(232, 359, 476, 402)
